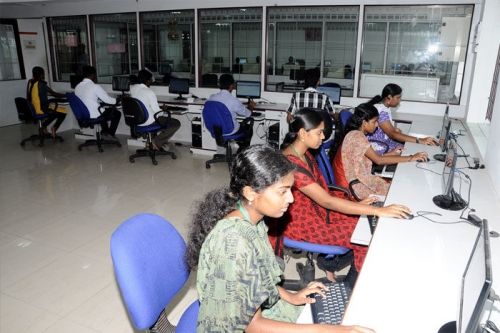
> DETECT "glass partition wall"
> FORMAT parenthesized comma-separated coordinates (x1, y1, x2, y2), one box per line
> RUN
(199, 7, 262, 87)
(47, 16, 89, 81)
(91, 13, 138, 84)
(0, 19, 24, 81)
(141, 10, 195, 86)
(360, 5, 473, 104)
(266, 6, 359, 95)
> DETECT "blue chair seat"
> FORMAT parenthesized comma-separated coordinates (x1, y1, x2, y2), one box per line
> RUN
(283, 237, 349, 256)
(136, 123, 162, 134)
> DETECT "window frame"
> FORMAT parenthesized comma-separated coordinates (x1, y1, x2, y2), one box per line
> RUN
(139, 9, 196, 86)
(359, 4, 475, 105)
(0, 19, 26, 81)
(197, 6, 263, 88)
(264, 5, 360, 95)
(46, 15, 89, 82)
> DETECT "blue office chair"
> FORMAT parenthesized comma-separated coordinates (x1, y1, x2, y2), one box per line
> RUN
(66, 92, 121, 152)
(111, 213, 199, 333)
(122, 97, 177, 165)
(202, 101, 246, 169)
(14, 97, 64, 147)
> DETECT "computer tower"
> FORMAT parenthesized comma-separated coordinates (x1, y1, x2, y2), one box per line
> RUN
(191, 117, 202, 148)
(268, 122, 280, 149)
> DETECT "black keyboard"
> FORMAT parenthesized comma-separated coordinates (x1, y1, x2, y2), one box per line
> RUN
(385, 164, 397, 173)
(311, 281, 352, 324)
(166, 106, 188, 112)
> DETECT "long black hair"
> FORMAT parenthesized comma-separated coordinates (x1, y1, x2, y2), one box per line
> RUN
(331, 103, 379, 159)
(281, 108, 324, 149)
(186, 145, 295, 271)
(367, 83, 402, 105)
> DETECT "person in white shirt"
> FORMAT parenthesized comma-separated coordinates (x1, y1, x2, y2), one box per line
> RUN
(207, 74, 255, 152)
(130, 69, 181, 150)
(75, 65, 121, 137)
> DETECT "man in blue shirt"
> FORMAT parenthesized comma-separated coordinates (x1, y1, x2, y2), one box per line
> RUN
(207, 74, 255, 152)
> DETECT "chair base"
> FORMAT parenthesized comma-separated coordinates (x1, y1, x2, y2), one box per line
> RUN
(20, 133, 64, 147)
(129, 148, 176, 165)
(205, 153, 231, 169)
(78, 137, 121, 153)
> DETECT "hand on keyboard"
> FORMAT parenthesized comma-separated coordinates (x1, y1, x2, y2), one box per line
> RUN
(288, 281, 328, 305)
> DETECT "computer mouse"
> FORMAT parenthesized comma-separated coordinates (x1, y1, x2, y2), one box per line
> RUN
(404, 213, 415, 220)
(489, 230, 499, 238)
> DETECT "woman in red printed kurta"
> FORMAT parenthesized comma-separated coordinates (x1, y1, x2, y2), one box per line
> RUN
(274, 108, 412, 277)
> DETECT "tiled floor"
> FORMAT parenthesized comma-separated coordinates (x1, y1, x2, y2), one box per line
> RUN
(0, 124, 228, 332)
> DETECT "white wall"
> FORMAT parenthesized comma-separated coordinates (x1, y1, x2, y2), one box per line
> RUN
(466, 0, 500, 124)
(485, 62, 500, 199)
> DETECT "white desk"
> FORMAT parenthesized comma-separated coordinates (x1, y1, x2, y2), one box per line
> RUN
(343, 118, 500, 332)
(157, 96, 289, 153)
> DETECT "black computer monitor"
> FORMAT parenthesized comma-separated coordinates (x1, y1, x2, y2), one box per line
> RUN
(214, 56, 223, 64)
(318, 85, 341, 105)
(438, 220, 492, 333)
(70, 75, 83, 89)
(112, 75, 130, 94)
(236, 81, 261, 100)
(434, 105, 451, 161)
(432, 140, 467, 210)
(289, 68, 305, 83)
(169, 77, 190, 100)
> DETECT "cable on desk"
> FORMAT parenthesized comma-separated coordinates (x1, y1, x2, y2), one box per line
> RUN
(454, 138, 474, 168)
(416, 160, 442, 175)
(414, 211, 469, 225)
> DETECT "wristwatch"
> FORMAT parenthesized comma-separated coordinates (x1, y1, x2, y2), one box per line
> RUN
(416, 137, 420, 144)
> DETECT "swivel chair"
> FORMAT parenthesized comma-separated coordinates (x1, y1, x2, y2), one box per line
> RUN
(15, 97, 64, 147)
(202, 101, 246, 169)
(122, 97, 177, 165)
(66, 92, 121, 152)
(111, 213, 198, 333)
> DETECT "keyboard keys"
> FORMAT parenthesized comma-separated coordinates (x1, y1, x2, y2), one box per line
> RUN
(311, 281, 352, 325)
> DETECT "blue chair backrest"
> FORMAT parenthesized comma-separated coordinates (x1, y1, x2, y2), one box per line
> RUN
(66, 92, 91, 121)
(122, 97, 149, 127)
(339, 109, 353, 128)
(110, 213, 189, 330)
(202, 101, 235, 138)
(316, 143, 336, 186)
(14, 97, 36, 122)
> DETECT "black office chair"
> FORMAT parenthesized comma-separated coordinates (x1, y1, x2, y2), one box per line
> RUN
(122, 97, 177, 165)
(201, 73, 218, 87)
(14, 97, 64, 147)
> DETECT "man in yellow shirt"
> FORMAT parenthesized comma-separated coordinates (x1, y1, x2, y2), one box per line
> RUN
(27, 66, 67, 139)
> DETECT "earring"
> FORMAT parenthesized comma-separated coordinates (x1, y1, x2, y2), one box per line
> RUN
(248, 200, 253, 206)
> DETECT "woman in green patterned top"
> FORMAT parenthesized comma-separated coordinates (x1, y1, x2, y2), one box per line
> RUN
(186, 145, 374, 333)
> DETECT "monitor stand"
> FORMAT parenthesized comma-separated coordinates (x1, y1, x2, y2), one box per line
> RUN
(175, 94, 186, 101)
(433, 189, 467, 211)
(437, 321, 456, 333)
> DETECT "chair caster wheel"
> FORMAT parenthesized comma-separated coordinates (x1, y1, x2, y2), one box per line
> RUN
(117, 143, 122, 148)
(78, 147, 82, 151)
(129, 157, 135, 163)
(99, 148, 104, 153)
(20, 142, 25, 147)
(205, 163, 211, 169)
(38, 143, 44, 147)
(171, 154, 177, 160)
(152, 160, 158, 165)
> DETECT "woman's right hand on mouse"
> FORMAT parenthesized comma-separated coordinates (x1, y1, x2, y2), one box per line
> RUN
(324, 325, 375, 333)
(374, 204, 411, 218)
(408, 152, 428, 162)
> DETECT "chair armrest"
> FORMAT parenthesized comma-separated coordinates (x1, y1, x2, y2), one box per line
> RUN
(348, 179, 362, 202)
(153, 109, 172, 127)
(327, 184, 351, 198)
